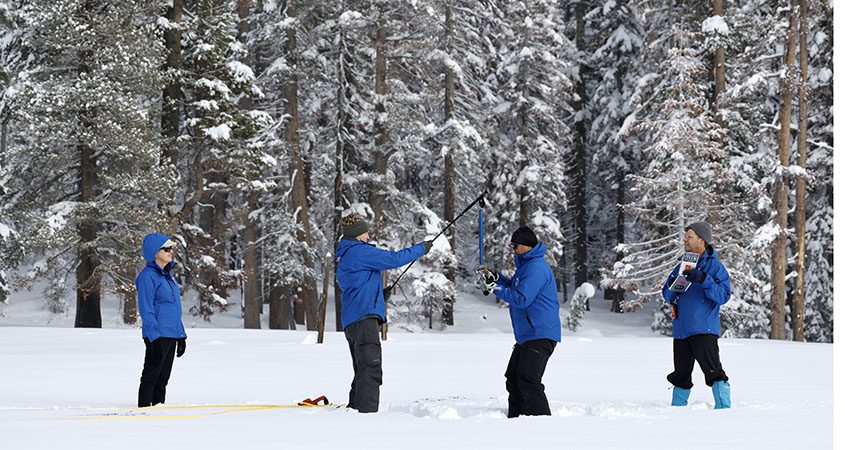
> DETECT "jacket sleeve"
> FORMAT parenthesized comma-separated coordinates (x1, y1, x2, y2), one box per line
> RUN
(136, 273, 160, 342)
(353, 243, 426, 271)
(494, 265, 546, 309)
(701, 261, 731, 305)
(662, 264, 680, 304)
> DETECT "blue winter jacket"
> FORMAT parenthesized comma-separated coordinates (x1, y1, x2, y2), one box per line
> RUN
(136, 233, 187, 342)
(662, 246, 731, 339)
(494, 242, 562, 344)
(335, 238, 426, 330)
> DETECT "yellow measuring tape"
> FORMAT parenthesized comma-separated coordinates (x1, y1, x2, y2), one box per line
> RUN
(65, 402, 342, 421)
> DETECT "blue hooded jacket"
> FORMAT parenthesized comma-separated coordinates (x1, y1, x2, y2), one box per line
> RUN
(335, 238, 426, 330)
(662, 246, 731, 339)
(136, 233, 186, 342)
(494, 242, 562, 344)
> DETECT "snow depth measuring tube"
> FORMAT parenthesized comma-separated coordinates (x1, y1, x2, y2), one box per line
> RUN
(386, 192, 487, 292)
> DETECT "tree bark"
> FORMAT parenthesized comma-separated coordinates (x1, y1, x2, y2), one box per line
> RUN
(161, 0, 183, 167)
(572, 0, 589, 310)
(243, 191, 262, 328)
(611, 168, 626, 313)
(370, 21, 389, 232)
(123, 288, 137, 325)
(235, 0, 262, 329)
(711, 0, 725, 121)
(284, 2, 319, 330)
(770, 0, 798, 340)
(75, 141, 102, 328)
(792, 0, 809, 342)
(441, 3, 456, 326)
(333, 28, 355, 331)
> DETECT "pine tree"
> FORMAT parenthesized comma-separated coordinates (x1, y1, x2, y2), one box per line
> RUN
(176, 0, 271, 320)
(1, 0, 172, 325)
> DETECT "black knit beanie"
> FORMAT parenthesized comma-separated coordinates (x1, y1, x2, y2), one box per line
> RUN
(511, 226, 538, 248)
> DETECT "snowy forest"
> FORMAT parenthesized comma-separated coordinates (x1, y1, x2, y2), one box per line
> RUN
(0, 0, 833, 342)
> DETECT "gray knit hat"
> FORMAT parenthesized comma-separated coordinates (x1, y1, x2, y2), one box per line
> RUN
(341, 214, 369, 238)
(685, 222, 713, 245)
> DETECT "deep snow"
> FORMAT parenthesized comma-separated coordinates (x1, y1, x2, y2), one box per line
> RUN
(0, 290, 835, 449)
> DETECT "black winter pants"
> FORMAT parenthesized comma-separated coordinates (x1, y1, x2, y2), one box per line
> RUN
(667, 334, 729, 389)
(505, 339, 556, 418)
(138, 337, 178, 407)
(344, 318, 383, 413)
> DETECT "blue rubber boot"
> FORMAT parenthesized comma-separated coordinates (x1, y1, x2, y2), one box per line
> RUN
(712, 381, 731, 409)
(671, 387, 691, 406)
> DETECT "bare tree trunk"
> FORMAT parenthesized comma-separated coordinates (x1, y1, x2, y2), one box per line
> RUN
(333, 28, 355, 331)
(441, 3, 456, 326)
(161, 0, 183, 167)
(611, 168, 626, 313)
(370, 21, 389, 232)
(711, 0, 725, 120)
(123, 288, 137, 325)
(243, 191, 262, 328)
(75, 141, 102, 328)
(792, 0, 809, 342)
(284, 2, 319, 330)
(235, 0, 262, 329)
(1, 118, 7, 164)
(268, 281, 293, 329)
(572, 0, 589, 310)
(770, 0, 798, 340)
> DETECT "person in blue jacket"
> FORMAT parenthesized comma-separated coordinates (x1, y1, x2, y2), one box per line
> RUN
(136, 232, 187, 407)
(335, 214, 432, 413)
(480, 226, 561, 418)
(662, 222, 732, 409)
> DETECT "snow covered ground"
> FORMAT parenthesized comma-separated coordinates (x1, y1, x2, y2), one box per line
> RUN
(0, 291, 835, 449)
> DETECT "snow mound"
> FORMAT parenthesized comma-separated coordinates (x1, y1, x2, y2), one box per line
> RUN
(387, 397, 507, 420)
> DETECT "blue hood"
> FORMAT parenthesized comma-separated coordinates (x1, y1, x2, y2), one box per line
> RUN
(495, 241, 561, 344)
(514, 242, 548, 268)
(142, 233, 171, 263)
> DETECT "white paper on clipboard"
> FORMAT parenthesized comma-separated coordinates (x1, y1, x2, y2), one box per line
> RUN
(668, 252, 700, 292)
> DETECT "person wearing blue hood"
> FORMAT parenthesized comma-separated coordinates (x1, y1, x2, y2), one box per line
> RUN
(479, 225, 561, 418)
(335, 214, 432, 413)
(136, 232, 187, 407)
(662, 222, 732, 409)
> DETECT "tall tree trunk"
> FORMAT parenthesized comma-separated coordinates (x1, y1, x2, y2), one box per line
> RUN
(441, 3, 456, 326)
(161, 0, 183, 167)
(236, 0, 262, 329)
(611, 168, 626, 313)
(243, 191, 262, 329)
(285, 2, 319, 330)
(75, 141, 102, 328)
(711, 0, 725, 120)
(333, 29, 355, 332)
(370, 21, 389, 232)
(572, 0, 589, 310)
(770, 0, 798, 340)
(792, 0, 809, 342)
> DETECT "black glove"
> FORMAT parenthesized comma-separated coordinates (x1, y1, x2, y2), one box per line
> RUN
(176, 338, 186, 358)
(383, 287, 392, 301)
(422, 240, 433, 254)
(682, 268, 707, 284)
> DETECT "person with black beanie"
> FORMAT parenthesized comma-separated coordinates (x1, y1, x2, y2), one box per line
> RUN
(479, 225, 561, 417)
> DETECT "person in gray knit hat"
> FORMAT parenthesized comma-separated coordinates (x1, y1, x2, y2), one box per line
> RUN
(334, 213, 432, 412)
(661, 221, 733, 409)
